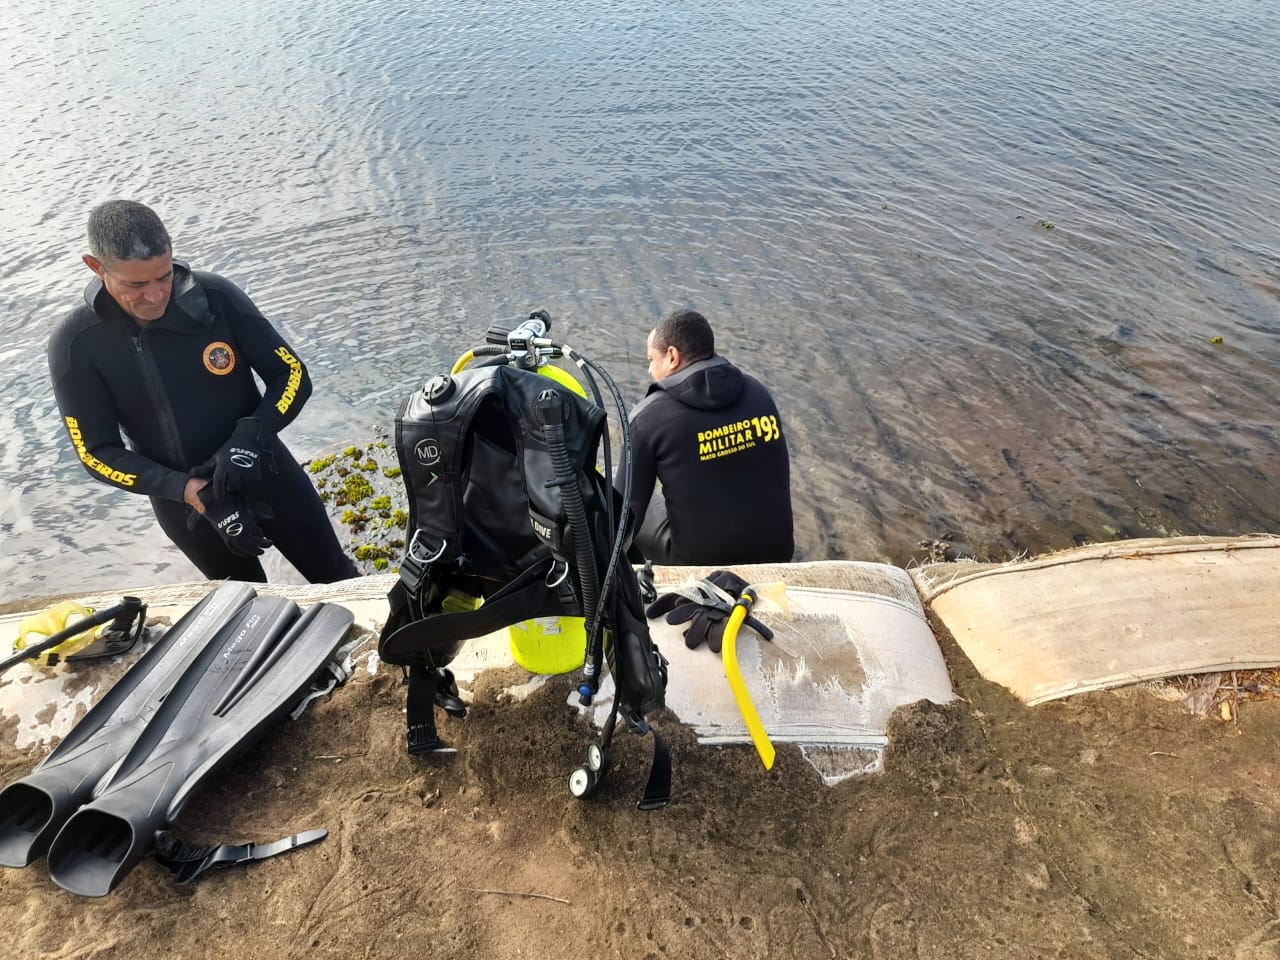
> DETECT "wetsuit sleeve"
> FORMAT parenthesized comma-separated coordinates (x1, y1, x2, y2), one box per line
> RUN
(211, 277, 313, 433)
(49, 335, 190, 502)
(625, 405, 659, 528)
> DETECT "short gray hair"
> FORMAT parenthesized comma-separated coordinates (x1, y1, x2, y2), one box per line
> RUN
(87, 200, 171, 263)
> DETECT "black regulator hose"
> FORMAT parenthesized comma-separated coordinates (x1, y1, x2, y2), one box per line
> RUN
(559, 344, 634, 619)
(533, 389, 601, 696)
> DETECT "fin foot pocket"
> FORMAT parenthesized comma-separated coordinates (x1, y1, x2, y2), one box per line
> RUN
(0, 784, 56, 867)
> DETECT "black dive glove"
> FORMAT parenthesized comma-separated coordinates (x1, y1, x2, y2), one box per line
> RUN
(187, 486, 274, 558)
(645, 570, 773, 654)
(205, 417, 276, 499)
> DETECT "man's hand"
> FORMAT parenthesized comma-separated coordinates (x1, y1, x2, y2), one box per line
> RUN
(184, 475, 210, 513)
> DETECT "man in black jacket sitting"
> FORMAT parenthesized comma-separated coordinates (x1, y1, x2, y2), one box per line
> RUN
(625, 309, 794, 565)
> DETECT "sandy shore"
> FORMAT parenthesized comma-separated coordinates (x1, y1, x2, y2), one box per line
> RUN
(2, 591, 1278, 958)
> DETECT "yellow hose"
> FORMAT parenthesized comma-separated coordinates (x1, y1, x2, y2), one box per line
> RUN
(720, 589, 776, 770)
(450, 351, 476, 375)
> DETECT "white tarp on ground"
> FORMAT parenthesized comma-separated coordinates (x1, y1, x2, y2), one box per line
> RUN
(647, 561, 955, 783)
(0, 562, 955, 784)
(912, 535, 1280, 706)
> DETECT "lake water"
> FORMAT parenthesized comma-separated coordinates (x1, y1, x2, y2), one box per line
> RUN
(0, 0, 1276, 602)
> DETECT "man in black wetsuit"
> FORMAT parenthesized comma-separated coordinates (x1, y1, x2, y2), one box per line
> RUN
(626, 309, 794, 565)
(48, 200, 358, 583)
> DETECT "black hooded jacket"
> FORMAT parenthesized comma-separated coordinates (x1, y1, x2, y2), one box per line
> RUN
(47, 262, 312, 502)
(627, 355, 793, 563)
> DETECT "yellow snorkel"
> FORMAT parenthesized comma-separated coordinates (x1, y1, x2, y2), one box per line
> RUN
(719, 585, 777, 770)
(650, 573, 783, 771)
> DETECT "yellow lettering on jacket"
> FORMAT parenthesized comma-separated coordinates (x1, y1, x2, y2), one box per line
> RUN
(274, 346, 304, 415)
(696, 414, 783, 462)
(65, 416, 137, 487)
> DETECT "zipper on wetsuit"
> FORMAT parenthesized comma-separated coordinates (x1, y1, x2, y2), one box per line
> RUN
(131, 331, 189, 469)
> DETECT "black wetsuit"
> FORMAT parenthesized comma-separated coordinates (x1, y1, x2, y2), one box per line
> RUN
(626, 355, 794, 564)
(48, 262, 357, 583)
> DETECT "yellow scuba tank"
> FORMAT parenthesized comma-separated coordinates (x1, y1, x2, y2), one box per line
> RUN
(511, 361, 589, 674)
(12, 600, 98, 668)
(507, 615, 589, 675)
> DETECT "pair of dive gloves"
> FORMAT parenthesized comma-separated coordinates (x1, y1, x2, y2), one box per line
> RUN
(187, 417, 277, 557)
(645, 570, 773, 654)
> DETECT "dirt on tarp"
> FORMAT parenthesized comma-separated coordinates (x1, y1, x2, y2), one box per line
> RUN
(1, 612, 1278, 960)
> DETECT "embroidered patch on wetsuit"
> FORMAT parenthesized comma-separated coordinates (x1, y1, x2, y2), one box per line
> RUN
(203, 341, 236, 375)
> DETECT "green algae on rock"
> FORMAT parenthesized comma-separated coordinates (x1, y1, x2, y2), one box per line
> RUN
(302, 435, 408, 576)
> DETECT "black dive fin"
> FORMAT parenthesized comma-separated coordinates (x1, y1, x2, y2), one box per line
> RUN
(45, 598, 354, 897)
(0, 582, 257, 868)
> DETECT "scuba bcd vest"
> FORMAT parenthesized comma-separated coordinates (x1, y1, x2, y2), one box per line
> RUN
(378, 361, 670, 807)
